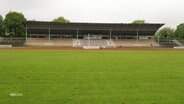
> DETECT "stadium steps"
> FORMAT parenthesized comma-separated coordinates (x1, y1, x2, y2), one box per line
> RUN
(73, 39, 116, 48)
(172, 40, 184, 47)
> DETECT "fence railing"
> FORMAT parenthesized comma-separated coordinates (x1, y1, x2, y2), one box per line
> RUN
(155, 39, 184, 47)
(0, 37, 26, 43)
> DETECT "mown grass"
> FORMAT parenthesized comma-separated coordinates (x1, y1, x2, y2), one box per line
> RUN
(0, 50, 184, 104)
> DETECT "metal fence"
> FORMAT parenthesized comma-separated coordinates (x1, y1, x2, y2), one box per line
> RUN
(0, 37, 26, 46)
(156, 39, 184, 47)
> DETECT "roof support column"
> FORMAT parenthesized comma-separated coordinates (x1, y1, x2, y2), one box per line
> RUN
(48, 27, 51, 43)
(25, 26, 27, 43)
(137, 29, 139, 44)
(77, 29, 79, 40)
(88, 33, 90, 46)
(157, 34, 160, 45)
(110, 29, 112, 41)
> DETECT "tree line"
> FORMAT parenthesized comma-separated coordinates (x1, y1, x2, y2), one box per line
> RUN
(0, 12, 26, 37)
(0, 11, 184, 40)
(132, 19, 184, 40)
(0, 11, 70, 37)
(156, 24, 184, 40)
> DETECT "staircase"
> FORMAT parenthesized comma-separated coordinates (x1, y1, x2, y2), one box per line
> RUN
(73, 39, 116, 48)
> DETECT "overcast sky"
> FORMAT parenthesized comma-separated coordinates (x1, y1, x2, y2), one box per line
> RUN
(0, 0, 184, 28)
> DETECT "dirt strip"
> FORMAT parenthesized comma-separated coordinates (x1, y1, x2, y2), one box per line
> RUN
(0, 47, 184, 51)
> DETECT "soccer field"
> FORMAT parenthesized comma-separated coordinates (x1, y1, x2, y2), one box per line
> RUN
(0, 50, 184, 104)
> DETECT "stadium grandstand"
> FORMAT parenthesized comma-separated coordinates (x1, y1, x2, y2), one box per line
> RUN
(19, 21, 164, 48)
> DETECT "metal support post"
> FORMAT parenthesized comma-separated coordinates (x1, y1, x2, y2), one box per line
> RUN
(49, 27, 51, 43)
(137, 29, 139, 44)
(25, 26, 27, 43)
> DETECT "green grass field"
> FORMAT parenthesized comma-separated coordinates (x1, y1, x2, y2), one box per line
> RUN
(0, 50, 184, 104)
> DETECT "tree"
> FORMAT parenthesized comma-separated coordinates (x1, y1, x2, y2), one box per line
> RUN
(132, 19, 146, 24)
(0, 15, 4, 36)
(155, 27, 175, 40)
(4, 11, 26, 37)
(175, 23, 184, 40)
(31, 19, 36, 21)
(52, 16, 70, 23)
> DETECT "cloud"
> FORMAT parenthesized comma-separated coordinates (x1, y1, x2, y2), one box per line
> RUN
(0, 0, 184, 28)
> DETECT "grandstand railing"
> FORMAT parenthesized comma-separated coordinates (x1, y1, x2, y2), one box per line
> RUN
(0, 37, 26, 43)
(156, 39, 184, 47)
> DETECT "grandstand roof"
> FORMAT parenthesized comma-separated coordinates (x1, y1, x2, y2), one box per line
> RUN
(26, 21, 164, 36)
